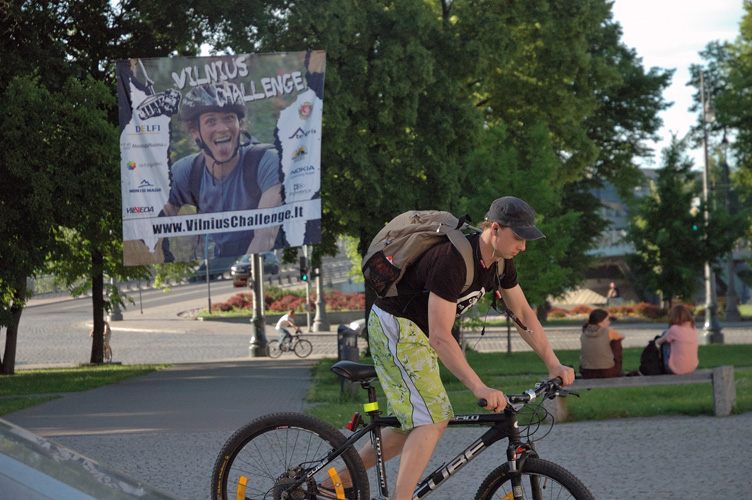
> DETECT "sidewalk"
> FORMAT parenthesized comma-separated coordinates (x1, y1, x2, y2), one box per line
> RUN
(8, 293, 752, 499)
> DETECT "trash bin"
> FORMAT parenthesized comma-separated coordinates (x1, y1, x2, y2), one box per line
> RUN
(337, 325, 360, 397)
(337, 324, 360, 362)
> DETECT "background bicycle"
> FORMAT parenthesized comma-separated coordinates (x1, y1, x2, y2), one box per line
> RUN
(266, 332, 313, 358)
(211, 360, 594, 500)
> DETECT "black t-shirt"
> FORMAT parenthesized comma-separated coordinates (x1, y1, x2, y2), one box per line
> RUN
(375, 233, 518, 336)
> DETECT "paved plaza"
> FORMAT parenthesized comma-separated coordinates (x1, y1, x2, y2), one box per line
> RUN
(3, 288, 752, 499)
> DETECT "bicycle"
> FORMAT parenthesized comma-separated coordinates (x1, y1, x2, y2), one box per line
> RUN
(266, 331, 313, 358)
(211, 360, 594, 500)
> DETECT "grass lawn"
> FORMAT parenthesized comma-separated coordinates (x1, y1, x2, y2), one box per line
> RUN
(0, 364, 170, 416)
(305, 345, 752, 426)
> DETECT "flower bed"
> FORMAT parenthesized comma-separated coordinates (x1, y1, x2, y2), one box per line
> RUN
(209, 289, 365, 314)
(547, 302, 672, 322)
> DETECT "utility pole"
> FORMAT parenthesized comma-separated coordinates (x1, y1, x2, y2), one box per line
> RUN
(248, 254, 268, 357)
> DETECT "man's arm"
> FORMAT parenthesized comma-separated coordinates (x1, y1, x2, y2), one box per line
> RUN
(428, 293, 507, 411)
(246, 184, 282, 254)
(500, 285, 575, 386)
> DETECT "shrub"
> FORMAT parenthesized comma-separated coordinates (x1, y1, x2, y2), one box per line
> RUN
(633, 302, 667, 320)
(570, 305, 592, 315)
(226, 295, 251, 309)
(548, 308, 569, 319)
(210, 290, 366, 314)
(211, 302, 233, 312)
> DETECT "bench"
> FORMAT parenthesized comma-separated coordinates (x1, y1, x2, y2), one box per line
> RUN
(545, 365, 736, 422)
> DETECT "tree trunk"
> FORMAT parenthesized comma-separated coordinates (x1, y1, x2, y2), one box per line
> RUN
(1, 281, 26, 375)
(90, 250, 105, 364)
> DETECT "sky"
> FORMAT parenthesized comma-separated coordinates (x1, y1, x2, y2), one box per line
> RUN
(611, 0, 747, 168)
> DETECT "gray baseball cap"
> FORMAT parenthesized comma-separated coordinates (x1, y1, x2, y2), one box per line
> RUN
(485, 196, 546, 240)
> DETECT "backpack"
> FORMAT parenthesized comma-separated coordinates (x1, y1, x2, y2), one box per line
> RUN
(361, 211, 504, 298)
(639, 335, 665, 376)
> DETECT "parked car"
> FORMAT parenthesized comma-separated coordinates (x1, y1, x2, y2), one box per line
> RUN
(231, 252, 280, 287)
(189, 256, 237, 282)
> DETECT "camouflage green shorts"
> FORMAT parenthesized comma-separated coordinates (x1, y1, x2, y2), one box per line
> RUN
(368, 305, 454, 433)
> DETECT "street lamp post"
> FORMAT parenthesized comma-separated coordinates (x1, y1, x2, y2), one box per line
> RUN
(721, 135, 741, 322)
(700, 71, 723, 344)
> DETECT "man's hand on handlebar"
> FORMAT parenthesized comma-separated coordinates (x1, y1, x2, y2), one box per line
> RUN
(474, 386, 506, 413)
(548, 364, 575, 386)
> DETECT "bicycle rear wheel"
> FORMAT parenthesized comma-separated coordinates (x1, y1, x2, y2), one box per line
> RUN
(266, 343, 282, 358)
(211, 412, 369, 500)
(294, 339, 313, 358)
(475, 458, 594, 500)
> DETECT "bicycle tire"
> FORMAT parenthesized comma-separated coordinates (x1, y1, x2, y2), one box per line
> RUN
(475, 457, 594, 500)
(294, 339, 313, 358)
(266, 343, 282, 358)
(211, 412, 369, 500)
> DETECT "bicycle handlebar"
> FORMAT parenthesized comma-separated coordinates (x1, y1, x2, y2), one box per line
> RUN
(477, 377, 565, 408)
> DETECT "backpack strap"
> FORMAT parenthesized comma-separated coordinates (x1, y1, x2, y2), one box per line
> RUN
(444, 229, 474, 293)
(187, 153, 203, 209)
(242, 144, 275, 207)
(186, 143, 275, 211)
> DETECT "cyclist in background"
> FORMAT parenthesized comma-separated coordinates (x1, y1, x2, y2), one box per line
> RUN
(275, 310, 300, 350)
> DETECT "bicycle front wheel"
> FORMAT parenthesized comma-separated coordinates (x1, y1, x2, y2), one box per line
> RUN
(265, 343, 282, 358)
(294, 338, 313, 358)
(211, 412, 369, 500)
(475, 458, 594, 500)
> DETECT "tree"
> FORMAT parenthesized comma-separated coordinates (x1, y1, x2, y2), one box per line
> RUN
(210, 0, 671, 305)
(626, 136, 746, 305)
(0, 1, 209, 372)
(0, 76, 61, 374)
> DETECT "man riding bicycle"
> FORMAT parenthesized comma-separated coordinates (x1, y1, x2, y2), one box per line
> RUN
(319, 196, 575, 500)
(275, 309, 300, 349)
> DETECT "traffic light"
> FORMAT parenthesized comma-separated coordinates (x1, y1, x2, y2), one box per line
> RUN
(299, 256, 308, 281)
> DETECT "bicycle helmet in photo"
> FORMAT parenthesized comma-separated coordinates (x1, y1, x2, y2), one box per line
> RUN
(180, 82, 246, 122)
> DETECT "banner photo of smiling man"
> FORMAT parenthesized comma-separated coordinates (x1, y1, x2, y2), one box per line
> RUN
(116, 51, 325, 265)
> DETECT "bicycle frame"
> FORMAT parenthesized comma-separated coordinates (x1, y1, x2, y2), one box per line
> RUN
(288, 383, 538, 500)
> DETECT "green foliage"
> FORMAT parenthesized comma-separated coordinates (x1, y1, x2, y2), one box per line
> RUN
(626, 136, 747, 302)
(0, 1, 211, 370)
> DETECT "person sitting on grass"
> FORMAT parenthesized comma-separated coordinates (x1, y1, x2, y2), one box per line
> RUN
(655, 304, 699, 375)
(579, 309, 625, 379)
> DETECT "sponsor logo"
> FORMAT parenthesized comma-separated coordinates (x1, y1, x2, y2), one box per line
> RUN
(133, 124, 161, 134)
(129, 179, 162, 194)
(136, 89, 181, 120)
(298, 101, 313, 119)
(288, 127, 317, 140)
(292, 146, 307, 162)
(290, 182, 313, 196)
(127, 161, 137, 170)
(121, 142, 132, 150)
(126, 206, 155, 214)
(132, 142, 168, 149)
(290, 165, 316, 176)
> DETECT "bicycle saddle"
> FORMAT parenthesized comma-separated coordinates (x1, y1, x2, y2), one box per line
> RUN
(331, 361, 377, 382)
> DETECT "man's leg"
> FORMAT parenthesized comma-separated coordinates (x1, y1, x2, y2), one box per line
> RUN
(278, 329, 290, 348)
(392, 421, 448, 500)
(321, 427, 409, 490)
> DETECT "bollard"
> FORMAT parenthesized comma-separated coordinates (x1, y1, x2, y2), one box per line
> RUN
(337, 325, 360, 397)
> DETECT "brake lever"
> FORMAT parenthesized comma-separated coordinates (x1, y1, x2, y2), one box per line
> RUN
(549, 389, 580, 400)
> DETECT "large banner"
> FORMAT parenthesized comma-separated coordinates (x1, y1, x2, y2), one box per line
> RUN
(117, 51, 324, 265)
